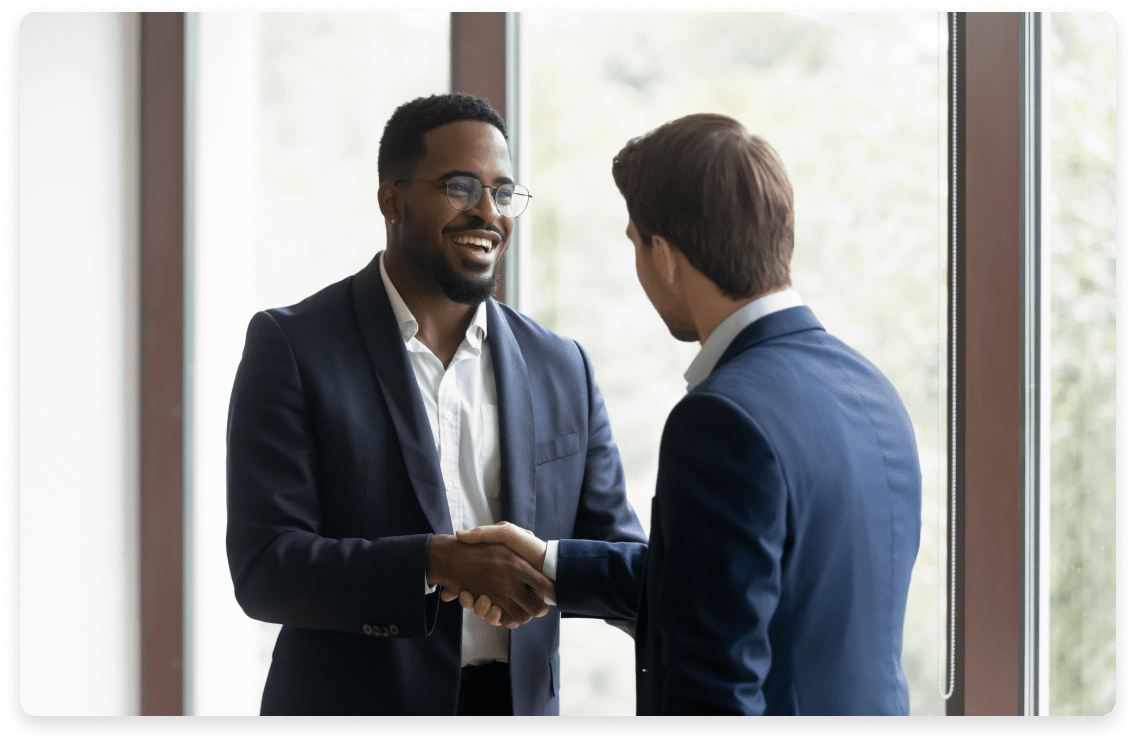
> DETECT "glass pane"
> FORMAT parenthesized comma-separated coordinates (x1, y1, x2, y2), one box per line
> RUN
(188, 12, 449, 714)
(526, 11, 947, 715)
(1046, 12, 1116, 717)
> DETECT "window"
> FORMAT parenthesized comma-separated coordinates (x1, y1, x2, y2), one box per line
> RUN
(182, 11, 1117, 716)
(1045, 12, 1116, 716)
(525, 11, 947, 715)
(187, 12, 450, 714)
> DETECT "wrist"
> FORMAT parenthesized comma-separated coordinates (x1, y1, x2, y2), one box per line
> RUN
(425, 534, 456, 587)
(520, 535, 547, 571)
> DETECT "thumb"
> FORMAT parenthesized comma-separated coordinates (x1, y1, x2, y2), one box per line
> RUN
(454, 526, 486, 544)
(455, 523, 516, 547)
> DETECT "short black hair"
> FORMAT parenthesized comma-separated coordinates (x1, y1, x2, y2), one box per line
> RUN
(377, 93, 508, 183)
(612, 113, 794, 300)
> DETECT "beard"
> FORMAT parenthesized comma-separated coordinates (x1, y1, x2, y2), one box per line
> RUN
(400, 208, 502, 305)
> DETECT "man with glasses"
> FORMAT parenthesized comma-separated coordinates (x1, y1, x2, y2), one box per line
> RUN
(226, 93, 645, 715)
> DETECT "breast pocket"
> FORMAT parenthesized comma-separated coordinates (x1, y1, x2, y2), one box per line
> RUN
(535, 431, 581, 465)
(480, 403, 502, 506)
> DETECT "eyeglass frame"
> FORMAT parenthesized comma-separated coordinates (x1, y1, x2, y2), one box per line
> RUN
(393, 175, 532, 218)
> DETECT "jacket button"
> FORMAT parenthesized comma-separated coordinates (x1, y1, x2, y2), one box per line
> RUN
(363, 624, 373, 635)
(389, 624, 400, 636)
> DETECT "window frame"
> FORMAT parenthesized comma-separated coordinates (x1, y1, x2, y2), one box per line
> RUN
(138, 10, 1062, 715)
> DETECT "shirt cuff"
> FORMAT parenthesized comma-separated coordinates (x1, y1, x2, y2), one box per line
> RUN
(542, 540, 558, 605)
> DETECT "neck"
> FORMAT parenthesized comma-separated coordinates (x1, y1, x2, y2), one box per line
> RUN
(684, 274, 787, 344)
(384, 247, 478, 367)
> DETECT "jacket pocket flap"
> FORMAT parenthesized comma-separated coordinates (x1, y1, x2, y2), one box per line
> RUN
(535, 431, 581, 465)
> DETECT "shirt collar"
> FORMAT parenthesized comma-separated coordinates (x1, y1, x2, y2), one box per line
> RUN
(465, 301, 489, 351)
(683, 288, 803, 390)
(378, 250, 488, 351)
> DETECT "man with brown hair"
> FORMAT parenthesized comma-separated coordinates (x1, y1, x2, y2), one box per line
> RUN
(460, 113, 921, 715)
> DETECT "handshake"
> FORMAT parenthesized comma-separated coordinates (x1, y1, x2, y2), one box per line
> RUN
(425, 522, 554, 630)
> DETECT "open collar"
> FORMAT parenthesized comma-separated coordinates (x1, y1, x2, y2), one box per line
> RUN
(377, 250, 488, 355)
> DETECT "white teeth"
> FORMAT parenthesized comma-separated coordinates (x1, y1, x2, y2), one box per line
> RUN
(453, 235, 493, 249)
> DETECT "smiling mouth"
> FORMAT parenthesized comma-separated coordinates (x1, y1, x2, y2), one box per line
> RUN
(452, 235, 495, 251)
(450, 234, 501, 268)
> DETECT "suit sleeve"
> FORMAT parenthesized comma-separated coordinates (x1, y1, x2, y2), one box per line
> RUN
(554, 341, 648, 629)
(652, 392, 786, 715)
(226, 311, 440, 638)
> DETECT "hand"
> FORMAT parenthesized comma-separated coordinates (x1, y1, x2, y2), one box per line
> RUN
(455, 521, 548, 572)
(451, 522, 554, 627)
(426, 534, 552, 629)
(438, 589, 528, 629)
(436, 587, 509, 628)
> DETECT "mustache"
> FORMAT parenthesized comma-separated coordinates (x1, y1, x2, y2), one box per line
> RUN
(441, 218, 505, 241)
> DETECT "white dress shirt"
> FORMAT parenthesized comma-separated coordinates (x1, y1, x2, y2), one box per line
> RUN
(378, 252, 510, 666)
(683, 288, 804, 390)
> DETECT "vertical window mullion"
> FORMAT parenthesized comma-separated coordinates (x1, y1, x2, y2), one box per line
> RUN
(1020, 10, 1044, 718)
(450, 12, 516, 307)
(949, 12, 1025, 715)
(503, 12, 528, 313)
(139, 10, 186, 717)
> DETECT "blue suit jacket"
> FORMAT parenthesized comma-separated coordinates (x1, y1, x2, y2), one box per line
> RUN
(558, 305, 921, 715)
(226, 253, 646, 715)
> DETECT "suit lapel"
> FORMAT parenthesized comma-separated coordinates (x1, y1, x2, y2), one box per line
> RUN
(713, 305, 825, 374)
(351, 254, 452, 535)
(485, 301, 536, 534)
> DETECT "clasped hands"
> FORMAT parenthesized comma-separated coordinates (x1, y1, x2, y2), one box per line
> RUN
(425, 522, 553, 630)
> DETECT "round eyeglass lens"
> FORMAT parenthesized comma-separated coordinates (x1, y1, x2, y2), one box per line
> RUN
(501, 184, 531, 217)
(443, 177, 531, 217)
(443, 177, 481, 211)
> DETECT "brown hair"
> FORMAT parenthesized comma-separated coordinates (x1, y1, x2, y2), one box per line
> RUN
(612, 113, 794, 299)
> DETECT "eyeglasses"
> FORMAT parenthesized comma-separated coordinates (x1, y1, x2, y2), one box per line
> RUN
(396, 175, 532, 218)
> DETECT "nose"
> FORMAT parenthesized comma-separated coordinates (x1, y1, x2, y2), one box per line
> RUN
(467, 185, 505, 220)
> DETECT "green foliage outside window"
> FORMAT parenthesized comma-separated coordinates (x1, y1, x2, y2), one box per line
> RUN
(528, 12, 947, 715)
(1048, 12, 1116, 717)
(529, 12, 1117, 716)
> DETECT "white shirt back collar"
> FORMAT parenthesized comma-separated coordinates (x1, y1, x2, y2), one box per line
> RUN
(683, 288, 803, 390)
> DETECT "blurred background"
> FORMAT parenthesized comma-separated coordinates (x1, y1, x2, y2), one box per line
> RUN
(16, 11, 1117, 717)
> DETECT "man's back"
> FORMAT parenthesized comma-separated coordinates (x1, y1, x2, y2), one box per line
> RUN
(635, 305, 921, 715)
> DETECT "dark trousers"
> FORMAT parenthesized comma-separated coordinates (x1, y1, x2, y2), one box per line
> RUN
(457, 661, 512, 716)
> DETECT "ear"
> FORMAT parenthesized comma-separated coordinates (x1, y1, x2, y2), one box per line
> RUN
(378, 182, 403, 223)
(650, 234, 680, 287)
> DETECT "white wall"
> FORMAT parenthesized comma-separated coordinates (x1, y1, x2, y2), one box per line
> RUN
(17, 12, 140, 715)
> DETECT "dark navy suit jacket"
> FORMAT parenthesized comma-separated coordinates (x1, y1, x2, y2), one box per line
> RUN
(557, 305, 921, 715)
(226, 253, 646, 715)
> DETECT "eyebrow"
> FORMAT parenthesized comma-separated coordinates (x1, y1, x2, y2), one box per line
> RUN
(435, 169, 515, 186)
